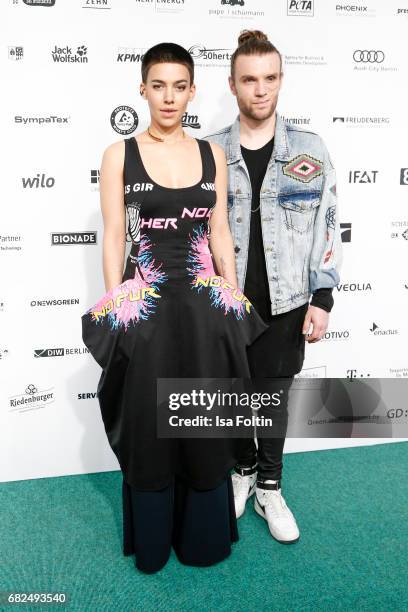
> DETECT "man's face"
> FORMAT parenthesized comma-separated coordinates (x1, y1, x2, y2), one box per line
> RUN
(229, 52, 283, 121)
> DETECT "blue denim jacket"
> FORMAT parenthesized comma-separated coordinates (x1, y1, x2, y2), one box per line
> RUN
(203, 112, 343, 315)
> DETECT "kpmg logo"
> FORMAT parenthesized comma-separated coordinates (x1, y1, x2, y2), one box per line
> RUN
(116, 47, 146, 63)
(353, 50, 384, 63)
(51, 232, 97, 245)
(348, 170, 378, 183)
(110, 105, 138, 135)
(287, 0, 314, 16)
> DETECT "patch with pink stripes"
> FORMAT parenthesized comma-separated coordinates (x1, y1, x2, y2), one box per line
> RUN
(282, 154, 323, 183)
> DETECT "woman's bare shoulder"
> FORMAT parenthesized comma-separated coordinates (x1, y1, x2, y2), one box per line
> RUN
(101, 138, 125, 169)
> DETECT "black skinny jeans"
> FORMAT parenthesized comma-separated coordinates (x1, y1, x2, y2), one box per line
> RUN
(237, 302, 308, 483)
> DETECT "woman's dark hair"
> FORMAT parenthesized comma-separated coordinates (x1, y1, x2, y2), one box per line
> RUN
(230, 30, 282, 79)
(141, 42, 194, 84)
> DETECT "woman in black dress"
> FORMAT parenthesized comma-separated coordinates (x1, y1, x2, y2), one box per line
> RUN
(81, 42, 267, 573)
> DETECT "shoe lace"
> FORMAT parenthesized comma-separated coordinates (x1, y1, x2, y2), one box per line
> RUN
(259, 488, 289, 516)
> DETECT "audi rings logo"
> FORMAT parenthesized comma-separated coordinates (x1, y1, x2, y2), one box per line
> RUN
(353, 50, 385, 63)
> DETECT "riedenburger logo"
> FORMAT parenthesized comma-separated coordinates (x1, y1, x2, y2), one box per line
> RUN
(51, 232, 97, 245)
(9, 384, 55, 415)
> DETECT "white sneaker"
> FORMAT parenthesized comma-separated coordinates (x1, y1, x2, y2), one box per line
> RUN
(231, 466, 257, 519)
(254, 480, 300, 543)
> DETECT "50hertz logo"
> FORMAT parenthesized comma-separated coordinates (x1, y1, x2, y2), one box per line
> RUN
(353, 50, 385, 63)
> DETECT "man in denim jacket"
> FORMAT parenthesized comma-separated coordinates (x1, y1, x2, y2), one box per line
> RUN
(203, 30, 342, 543)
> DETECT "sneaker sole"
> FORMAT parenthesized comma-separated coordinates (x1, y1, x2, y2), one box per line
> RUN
(254, 497, 300, 544)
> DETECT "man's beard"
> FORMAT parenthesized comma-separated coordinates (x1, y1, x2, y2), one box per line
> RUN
(238, 97, 278, 122)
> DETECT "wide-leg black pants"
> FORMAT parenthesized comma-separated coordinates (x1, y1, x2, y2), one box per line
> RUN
(122, 474, 239, 573)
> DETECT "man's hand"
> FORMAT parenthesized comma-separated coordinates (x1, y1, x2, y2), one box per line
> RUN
(302, 305, 329, 343)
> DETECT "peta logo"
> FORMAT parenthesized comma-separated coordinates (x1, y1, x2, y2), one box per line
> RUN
(125, 183, 154, 194)
(201, 182, 215, 191)
(287, 0, 314, 16)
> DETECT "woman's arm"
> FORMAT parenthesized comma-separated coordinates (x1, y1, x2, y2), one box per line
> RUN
(207, 142, 238, 288)
(99, 141, 126, 292)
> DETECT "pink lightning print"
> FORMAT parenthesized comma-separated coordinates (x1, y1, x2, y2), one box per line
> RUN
(86, 234, 167, 331)
(186, 223, 249, 319)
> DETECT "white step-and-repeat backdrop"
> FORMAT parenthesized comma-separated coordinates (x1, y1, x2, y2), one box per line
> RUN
(2, 0, 407, 483)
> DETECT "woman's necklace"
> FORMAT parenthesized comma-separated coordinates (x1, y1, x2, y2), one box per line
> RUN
(147, 126, 186, 142)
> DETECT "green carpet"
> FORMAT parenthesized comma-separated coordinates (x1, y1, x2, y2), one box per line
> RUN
(2, 442, 407, 612)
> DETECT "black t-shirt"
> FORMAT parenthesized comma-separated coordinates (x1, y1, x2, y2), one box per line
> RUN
(241, 138, 275, 323)
(240, 138, 334, 322)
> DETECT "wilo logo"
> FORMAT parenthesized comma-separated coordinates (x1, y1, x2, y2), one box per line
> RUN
(22, 174, 55, 189)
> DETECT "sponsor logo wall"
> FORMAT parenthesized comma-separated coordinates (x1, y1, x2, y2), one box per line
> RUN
(2, 0, 407, 482)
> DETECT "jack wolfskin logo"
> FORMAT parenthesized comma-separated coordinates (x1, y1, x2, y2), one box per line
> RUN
(282, 154, 323, 183)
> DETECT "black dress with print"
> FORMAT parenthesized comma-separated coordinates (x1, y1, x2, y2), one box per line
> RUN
(81, 136, 268, 571)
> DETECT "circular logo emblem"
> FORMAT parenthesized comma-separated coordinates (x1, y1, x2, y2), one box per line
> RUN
(110, 105, 139, 135)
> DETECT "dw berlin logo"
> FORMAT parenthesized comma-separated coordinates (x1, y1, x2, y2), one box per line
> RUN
(353, 50, 385, 63)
